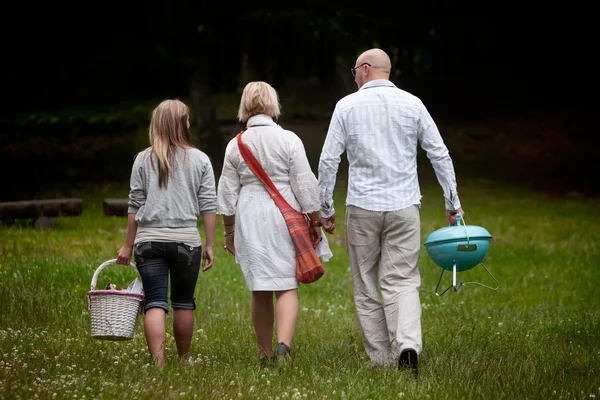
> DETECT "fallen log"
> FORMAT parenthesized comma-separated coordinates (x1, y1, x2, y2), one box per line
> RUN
(103, 198, 129, 217)
(0, 198, 83, 219)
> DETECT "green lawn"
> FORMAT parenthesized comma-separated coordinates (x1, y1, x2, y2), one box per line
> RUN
(1, 176, 599, 399)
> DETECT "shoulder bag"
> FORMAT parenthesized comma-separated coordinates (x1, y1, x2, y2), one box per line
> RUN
(236, 131, 325, 284)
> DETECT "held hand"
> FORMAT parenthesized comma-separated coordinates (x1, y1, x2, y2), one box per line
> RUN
(202, 245, 214, 271)
(224, 235, 235, 256)
(321, 215, 336, 234)
(446, 208, 465, 225)
(116, 244, 133, 265)
(311, 225, 322, 247)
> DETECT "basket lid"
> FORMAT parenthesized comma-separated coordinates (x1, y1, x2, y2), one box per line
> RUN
(424, 224, 492, 246)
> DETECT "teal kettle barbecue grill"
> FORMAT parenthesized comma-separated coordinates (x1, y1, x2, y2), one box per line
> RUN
(424, 214, 499, 296)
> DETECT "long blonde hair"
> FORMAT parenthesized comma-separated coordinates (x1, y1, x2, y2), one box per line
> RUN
(147, 99, 193, 188)
(237, 81, 281, 123)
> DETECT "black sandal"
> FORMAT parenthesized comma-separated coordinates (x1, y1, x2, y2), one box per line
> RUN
(275, 342, 292, 367)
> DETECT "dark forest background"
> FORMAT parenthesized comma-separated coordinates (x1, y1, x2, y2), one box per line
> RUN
(1, 1, 597, 201)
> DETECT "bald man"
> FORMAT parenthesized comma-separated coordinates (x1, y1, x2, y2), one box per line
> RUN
(317, 48, 464, 375)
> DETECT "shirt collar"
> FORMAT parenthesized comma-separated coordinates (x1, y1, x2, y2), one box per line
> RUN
(359, 79, 397, 91)
(246, 114, 278, 127)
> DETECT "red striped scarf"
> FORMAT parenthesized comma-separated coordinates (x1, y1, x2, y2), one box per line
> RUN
(236, 131, 324, 284)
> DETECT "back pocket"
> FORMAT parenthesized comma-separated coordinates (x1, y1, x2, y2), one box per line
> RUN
(176, 243, 200, 267)
(134, 242, 153, 265)
(346, 214, 380, 246)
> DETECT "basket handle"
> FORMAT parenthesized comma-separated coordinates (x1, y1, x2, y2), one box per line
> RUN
(90, 259, 137, 290)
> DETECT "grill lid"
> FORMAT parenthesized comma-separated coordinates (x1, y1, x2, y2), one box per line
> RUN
(424, 219, 492, 246)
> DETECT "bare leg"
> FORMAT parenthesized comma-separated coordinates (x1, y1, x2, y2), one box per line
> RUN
(173, 308, 194, 361)
(252, 291, 274, 358)
(274, 289, 298, 346)
(144, 308, 166, 367)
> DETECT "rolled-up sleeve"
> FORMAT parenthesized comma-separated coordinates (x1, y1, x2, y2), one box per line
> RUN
(216, 142, 242, 216)
(417, 103, 461, 210)
(197, 162, 217, 213)
(128, 154, 146, 214)
(318, 107, 346, 218)
(289, 136, 320, 213)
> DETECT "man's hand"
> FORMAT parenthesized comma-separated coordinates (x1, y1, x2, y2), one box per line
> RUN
(321, 214, 336, 234)
(446, 208, 465, 225)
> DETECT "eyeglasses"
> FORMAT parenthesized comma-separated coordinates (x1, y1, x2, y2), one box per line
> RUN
(351, 62, 371, 77)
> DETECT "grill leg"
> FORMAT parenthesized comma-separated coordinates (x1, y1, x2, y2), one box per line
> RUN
(435, 262, 465, 296)
(452, 262, 457, 291)
(435, 267, 453, 296)
(460, 262, 500, 291)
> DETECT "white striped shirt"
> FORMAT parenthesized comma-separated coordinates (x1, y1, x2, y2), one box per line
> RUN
(317, 79, 461, 218)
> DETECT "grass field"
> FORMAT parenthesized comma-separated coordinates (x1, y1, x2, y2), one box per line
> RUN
(1, 174, 599, 399)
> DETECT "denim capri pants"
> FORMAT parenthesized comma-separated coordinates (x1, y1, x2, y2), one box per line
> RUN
(134, 241, 201, 313)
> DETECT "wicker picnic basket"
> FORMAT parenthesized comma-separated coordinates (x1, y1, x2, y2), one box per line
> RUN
(87, 259, 144, 341)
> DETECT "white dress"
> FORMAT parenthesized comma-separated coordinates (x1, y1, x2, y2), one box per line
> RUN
(216, 115, 323, 291)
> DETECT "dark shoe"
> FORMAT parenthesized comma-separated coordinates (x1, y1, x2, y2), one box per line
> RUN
(398, 348, 418, 377)
(259, 355, 272, 367)
(274, 342, 292, 367)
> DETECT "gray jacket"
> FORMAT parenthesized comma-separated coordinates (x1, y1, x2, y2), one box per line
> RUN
(128, 147, 217, 228)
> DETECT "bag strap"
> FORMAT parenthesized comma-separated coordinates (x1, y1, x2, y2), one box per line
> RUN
(236, 131, 293, 211)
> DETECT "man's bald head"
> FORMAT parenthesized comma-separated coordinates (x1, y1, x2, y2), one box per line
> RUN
(356, 48, 391, 78)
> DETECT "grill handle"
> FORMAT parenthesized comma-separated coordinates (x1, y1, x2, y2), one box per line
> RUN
(451, 213, 470, 245)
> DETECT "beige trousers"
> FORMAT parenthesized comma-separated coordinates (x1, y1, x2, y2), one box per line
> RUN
(345, 205, 422, 365)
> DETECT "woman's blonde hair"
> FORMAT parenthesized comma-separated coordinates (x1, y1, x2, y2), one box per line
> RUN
(237, 81, 281, 123)
(146, 99, 193, 188)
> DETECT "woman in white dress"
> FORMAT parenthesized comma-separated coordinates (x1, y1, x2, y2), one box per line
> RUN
(217, 81, 323, 366)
